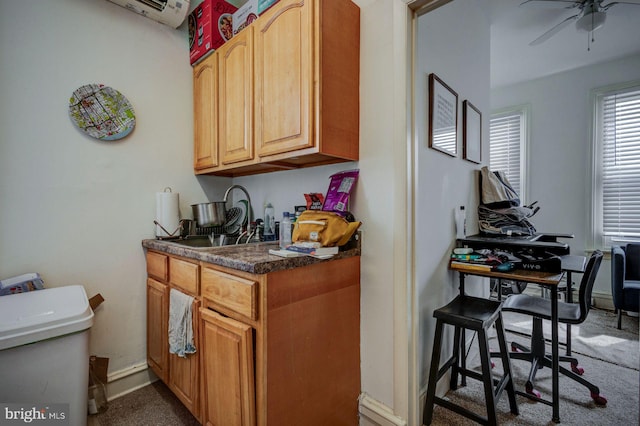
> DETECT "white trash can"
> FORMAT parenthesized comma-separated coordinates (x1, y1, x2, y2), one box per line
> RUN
(0, 285, 94, 426)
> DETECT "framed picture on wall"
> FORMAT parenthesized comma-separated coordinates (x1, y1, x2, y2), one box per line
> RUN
(428, 73, 458, 157)
(463, 100, 481, 164)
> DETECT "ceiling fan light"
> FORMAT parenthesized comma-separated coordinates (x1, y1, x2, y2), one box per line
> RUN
(576, 11, 606, 33)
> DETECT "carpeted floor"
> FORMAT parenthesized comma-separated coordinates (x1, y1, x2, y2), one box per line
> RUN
(89, 309, 638, 425)
(87, 381, 198, 426)
(428, 308, 640, 426)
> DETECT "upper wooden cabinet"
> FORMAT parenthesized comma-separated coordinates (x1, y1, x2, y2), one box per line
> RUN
(193, 54, 218, 170)
(193, 0, 360, 177)
(254, 0, 313, 157)
(219, 27, 254, 166)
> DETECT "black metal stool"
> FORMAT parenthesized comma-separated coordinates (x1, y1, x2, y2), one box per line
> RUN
(423, 295, 518, 426)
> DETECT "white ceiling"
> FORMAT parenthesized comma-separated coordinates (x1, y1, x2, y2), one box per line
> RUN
(490, 0, 640, 88)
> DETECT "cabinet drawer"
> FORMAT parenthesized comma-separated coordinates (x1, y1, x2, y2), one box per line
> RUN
(201, 267, 257, 320)
(169, 258, 200, 296)
(146, 252, 168, 282)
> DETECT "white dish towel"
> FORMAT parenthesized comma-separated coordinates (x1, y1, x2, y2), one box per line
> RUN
(168, 288, 196, 357)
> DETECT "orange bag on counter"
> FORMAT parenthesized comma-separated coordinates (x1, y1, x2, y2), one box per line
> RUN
(292, 211, 361, 247)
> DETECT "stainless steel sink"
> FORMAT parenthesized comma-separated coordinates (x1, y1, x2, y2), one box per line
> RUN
(166, 235, 262, 250)
(165, 236, 226, 250)
(170, 237, 217, 248)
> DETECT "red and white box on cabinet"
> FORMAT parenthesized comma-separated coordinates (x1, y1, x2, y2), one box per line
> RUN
(188, 0, 238, 65)
(232, 0, 279, 35)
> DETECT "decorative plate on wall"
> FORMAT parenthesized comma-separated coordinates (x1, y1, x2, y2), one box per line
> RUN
(68, 84, 135, 141)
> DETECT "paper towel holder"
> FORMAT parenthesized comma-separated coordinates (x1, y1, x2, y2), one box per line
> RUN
(155, 187, 181, 239)
(154, 220, 184, 240)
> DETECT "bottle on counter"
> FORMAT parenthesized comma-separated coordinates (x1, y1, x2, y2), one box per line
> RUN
(264, 202, 275, 237)
(455, 205, 466, 239)
(279, 212, 292, 249)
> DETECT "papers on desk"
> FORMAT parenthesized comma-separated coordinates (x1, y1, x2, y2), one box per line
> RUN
(452, 246, 563, 273)
(450, 250, 516, 272)
(269, 248, 335, 260)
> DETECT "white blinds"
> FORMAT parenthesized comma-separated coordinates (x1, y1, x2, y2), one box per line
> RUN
(489, 112, 522, 195)
(601, 88, 640, 240)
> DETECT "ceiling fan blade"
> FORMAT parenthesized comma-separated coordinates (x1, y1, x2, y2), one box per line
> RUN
(520, 0, 582, 8)
(529, 13, 580, 45)
(602, 1, 640, 10)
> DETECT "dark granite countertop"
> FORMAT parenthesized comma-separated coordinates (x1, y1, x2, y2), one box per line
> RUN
(142, 239, 361, 275)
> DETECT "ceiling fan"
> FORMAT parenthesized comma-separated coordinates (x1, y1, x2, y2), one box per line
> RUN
(521, 0, 640, 46)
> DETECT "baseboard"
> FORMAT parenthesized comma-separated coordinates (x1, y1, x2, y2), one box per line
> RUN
(591, 291, 614, 310)
(105, 362, 158, 401)
(358, 393, 407, 426)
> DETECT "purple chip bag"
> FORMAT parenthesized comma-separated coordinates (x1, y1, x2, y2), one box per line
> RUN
(322, 169, 359, 215)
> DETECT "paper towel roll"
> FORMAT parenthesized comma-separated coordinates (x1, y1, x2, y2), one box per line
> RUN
(156, 188, 180, 237)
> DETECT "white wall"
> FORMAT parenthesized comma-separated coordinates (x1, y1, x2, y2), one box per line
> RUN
(413, 0, 491, 408)
(491, 53, 640, 298)
(0, 0, 231, 376)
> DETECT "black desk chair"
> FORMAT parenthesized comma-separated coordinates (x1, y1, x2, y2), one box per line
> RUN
(499, 250, 606, 405)
(423, 295, 518, 425)
(611, 244, 640, 329)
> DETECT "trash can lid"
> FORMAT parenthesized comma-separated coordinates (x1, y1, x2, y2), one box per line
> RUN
(0, 285, 94, 350)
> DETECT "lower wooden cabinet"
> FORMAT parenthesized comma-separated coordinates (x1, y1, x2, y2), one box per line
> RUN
(146, 278, 168, 383)
(145, 250, 360, 425)
(200, 308, 256, 426)
(169, 299, 201, 419)
(146, 252, 201, 422)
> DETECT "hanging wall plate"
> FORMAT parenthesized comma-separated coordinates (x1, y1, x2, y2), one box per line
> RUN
(68, 84, 136, 141)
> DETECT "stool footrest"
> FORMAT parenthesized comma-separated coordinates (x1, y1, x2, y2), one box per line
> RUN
(457, 366, 483, 383)
(449, 363, 512, 400)
(515, 390, 553, 407)
(435, 355, 460, 382)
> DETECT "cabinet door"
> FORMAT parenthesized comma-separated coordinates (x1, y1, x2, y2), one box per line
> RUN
(200, 308, 256, 426)
(254, 0, 314, 157)
(194, 53, 218, 170)
(147, 278, 169, 383)
(219, 28, 254, 165)
(169, 298, 201, 422)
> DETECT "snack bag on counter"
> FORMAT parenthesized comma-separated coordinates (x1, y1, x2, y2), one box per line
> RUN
(304, 193, 325, 210)
(322, 169, 359, 216)
(292, 210, 361, 247)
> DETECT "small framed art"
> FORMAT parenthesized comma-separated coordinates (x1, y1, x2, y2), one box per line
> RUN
(428, 73, 458, 157)
(463, 100, 481, 164)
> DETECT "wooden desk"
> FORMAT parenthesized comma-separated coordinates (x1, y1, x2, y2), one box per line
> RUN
(449, 262, 565, 423)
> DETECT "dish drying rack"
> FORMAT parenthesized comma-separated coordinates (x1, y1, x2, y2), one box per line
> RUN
(154, 205, 252, 242)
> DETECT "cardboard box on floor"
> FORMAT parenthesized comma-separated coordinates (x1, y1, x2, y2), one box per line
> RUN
(88, 293, 109, 415)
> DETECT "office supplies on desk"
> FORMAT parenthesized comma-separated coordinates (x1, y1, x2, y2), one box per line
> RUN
(517, 252, 562, 273)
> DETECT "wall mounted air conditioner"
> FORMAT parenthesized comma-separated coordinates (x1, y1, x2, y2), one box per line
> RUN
(106, 0, 190, 29)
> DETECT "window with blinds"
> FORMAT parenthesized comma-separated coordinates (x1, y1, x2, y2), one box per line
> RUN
(489, 108, 527, 198)
(597, 86, 640, 246)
